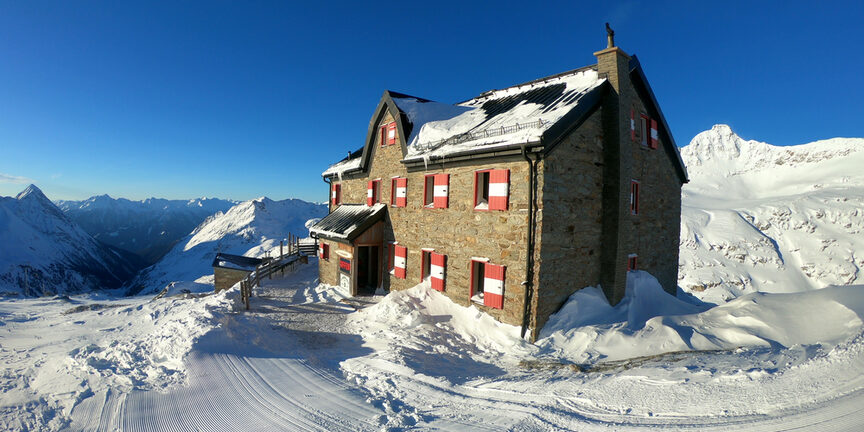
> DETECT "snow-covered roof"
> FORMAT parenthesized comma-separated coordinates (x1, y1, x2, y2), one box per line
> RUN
(399, 68, 605, 161)
(322, 67, 606, 176)
(211, 253, 262, 272)
(309, 203, 386, 241)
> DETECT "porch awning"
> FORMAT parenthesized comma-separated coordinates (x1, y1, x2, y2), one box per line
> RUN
(309, 203, 386, 242)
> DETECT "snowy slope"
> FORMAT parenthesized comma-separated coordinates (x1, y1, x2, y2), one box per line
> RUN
(126, 197, 327, 295)
(5, 265, 864, 431)
(679, 125, 864, 303)
(0, 185, 138, 296)
(56, 195, 236, 266)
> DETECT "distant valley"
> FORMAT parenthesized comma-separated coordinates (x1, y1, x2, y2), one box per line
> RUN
(56, 196, 237, 267)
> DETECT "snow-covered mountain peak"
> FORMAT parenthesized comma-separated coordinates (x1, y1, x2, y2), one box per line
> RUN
(16, 184, 50, 203)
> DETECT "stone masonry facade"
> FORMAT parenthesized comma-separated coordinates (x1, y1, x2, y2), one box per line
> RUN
(318, 44, 686, 340)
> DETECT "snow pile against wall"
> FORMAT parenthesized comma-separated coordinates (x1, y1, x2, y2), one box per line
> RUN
(537, 271, 864, 363)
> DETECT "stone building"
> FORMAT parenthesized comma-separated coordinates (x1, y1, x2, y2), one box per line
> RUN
(212, 253, 262, 292)
(309, 37, 688, 341)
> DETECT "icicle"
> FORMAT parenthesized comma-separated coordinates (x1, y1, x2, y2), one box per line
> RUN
(422, 154, 430, 171)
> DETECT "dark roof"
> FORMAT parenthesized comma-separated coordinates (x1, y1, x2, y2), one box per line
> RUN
(211, 253, 262, 271)
(309, 203, 386, 242)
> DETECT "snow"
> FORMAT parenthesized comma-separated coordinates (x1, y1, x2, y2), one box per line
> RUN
(3, 257, 864, 430)
(679, 124, 864, 303)
(0, 185, 136, 296)
(126, 197, 326, 295)
(321, 156, 362, 177)
(403, 69, 605, 161)
(390, 96, 473, 146)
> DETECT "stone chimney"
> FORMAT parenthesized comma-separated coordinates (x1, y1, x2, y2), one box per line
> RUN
(594, 24, 634, 305)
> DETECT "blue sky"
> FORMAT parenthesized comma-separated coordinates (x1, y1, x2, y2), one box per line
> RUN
(1, 1, 862, 202)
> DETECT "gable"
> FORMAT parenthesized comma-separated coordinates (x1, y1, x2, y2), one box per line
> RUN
(628, 56, 689, 184)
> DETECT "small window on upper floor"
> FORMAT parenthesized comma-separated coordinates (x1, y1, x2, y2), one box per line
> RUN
(640, 115, 650, 147)
(367, 179, 381, 206)
(380, 122, 397, 146)
(630, 180, 640, 215)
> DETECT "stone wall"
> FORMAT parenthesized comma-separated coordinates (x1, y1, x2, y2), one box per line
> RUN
(533, 110, 605, 337)
(214, 267, 251, 292)
(326, 111, 533, 327)
(317, 238, 340, 287)
(627, 98, 683, 295)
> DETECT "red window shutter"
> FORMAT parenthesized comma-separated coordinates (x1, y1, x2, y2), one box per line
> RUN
(331, 184, 336, 206)
(483, 263, 505, 309)
(387, 122, 397, 145)
(488, 169, 509, 211)
(430, 253, 446, 292)
(396, 177, 407, 207)
(630, 109, 636, 142)
(367, 181, 374, 206)
(394, 245, 407, 279)
(433, 174, 449, 208)
(323, 244, 329, 260)
(319, 244, 324, 259)
(650, 119, 659, 149)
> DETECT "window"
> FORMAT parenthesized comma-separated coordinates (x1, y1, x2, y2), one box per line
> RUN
(319, 243, 330, 260)
(393, 245, 407, 279)
(391, 177, 407, 207)
(423, 174, 449, 209)
(380, 122, 397, 146)
(387, 122, 397, 145)
(430, 252, 446, 292)
(628, 254, 638, 271)
(470, 260, 505, 309)
(421, 250, 432, 281)
(423, 175, 434, 207)
(630, 180, 640, 215)
(639, 114, 659, 149)
(331, 184, 341, 206)
(630, 109, 636, 142)
(640, 115, 650, 147)
(367, 179, 381, 206)
(474, 169, 509, 211)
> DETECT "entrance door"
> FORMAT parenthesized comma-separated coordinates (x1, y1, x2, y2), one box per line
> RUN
(356, 246, 380, 295)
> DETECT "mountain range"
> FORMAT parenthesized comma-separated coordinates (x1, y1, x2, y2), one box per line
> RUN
(0, 185, 140, 295)
(678, 124, 864, 303)
(56, 196, 236, 266)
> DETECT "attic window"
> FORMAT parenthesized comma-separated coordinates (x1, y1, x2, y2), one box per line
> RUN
(640, 115, 650, 147)
(381, 122, 397, 146)
(640, 114, 659, 149)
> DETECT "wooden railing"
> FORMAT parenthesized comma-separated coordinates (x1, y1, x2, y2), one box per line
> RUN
(239, 234, 317, 310)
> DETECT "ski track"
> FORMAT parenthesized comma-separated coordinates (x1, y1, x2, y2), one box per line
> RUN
(70, 352, 380, 431)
